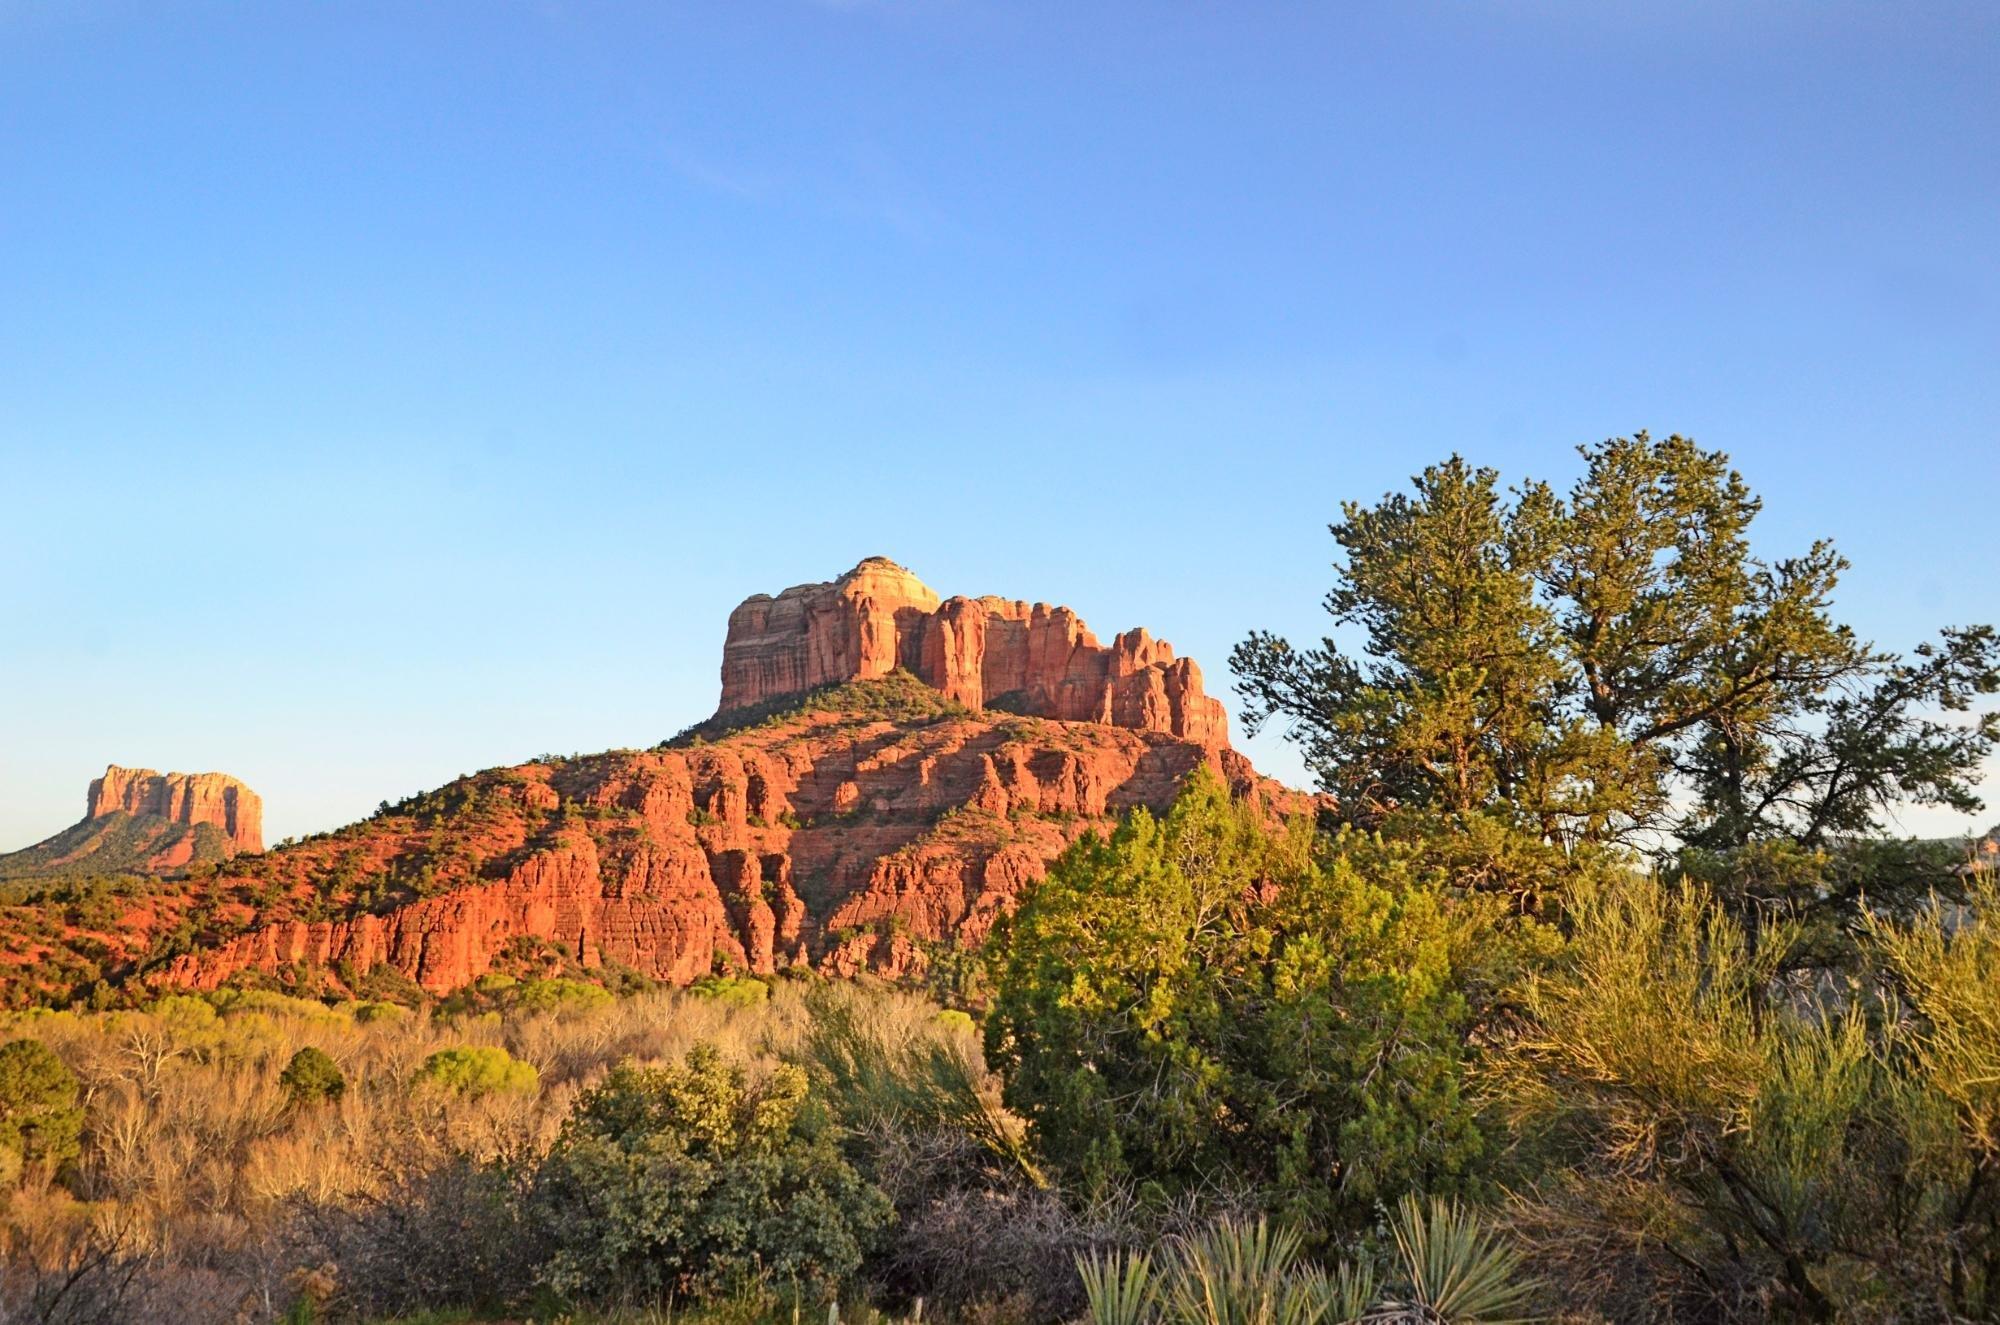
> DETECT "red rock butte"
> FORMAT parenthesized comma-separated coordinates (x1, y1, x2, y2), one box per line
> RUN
(88, 765, 263, 854)
(719, 557, 1230, 747)
(0, 564, 1295, 1003)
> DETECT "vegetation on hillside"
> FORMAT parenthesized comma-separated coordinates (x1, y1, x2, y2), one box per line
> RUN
(664, 670, 975, 747)
(0, 813, 234, 881)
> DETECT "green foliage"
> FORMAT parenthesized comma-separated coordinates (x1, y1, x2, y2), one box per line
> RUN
(1235, 434, 1998, 926)
(1160, 1219, 1330, 1325)
(353, 999, 407, 1023)
(0, 1037, 82, 1178)
(279, 1046, 346, 1106)
(1498, 875, 2000, 1320)
(414, 1045, 539, 1096)
(1078, 1247, 1162, 1325)
(986, 769, 1524, 1231)
(663, 670, 971, 747)
(531, 1043, 890, 1304)
(1869, 880, 2000, 1159)
(514, 977, 614, 1015)
(1384, 1194, 1536, 1324)
(800, 984, 1039, 1186)
(0, 813, 229, 881)
(692, 975, 771, 1008)
(1077, 1202, 1528, 1325)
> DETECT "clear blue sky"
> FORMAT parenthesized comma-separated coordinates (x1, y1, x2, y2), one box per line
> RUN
(3, 1, 1996, 847)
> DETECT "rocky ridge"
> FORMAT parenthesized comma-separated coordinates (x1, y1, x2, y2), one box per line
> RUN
(151, 675, 1295, 995)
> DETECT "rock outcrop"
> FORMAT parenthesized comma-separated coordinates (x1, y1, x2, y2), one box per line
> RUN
(148, 681, 1297, 996)
(88, 766, 263, 854)
(720, 558, 1230, 746)
(0, 765, 264, 884)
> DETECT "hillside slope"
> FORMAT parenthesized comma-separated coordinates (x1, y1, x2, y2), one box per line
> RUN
(0, 765, 263, 880)
(144, 674, 1293, 997)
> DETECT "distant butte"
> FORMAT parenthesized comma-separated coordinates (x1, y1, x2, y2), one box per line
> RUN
(0, 764, 263, 882)
(88, 765, 263, 854)
(719, 557, 1230, 747)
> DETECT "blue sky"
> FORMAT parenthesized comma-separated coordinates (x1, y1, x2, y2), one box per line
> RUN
(2, 1, 1995, 847)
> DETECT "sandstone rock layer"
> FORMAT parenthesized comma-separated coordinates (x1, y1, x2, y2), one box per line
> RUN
(720, 558, 1229, 747)
(88, 765, 263, 854)
(151, 685, 1298, 996)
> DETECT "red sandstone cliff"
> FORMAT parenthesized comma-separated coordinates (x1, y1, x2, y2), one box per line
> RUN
(150, 682, 1297, 995)
(88, 765, 263, 854)
(719, 558, 1230, 747)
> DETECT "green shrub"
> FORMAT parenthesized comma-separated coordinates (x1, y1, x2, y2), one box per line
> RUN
(690, 975, 769, 1008)
(279, 1046, 347, 1106)
(415, 1046, 539, 1096)
(514, 977, 613, 1015)
(0, 1037, 82, 1179)
(532, 1042, 889, 1304)
(987, 769, 1518, 1232)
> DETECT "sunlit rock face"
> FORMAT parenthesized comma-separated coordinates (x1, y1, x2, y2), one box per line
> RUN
(87, 765, 264, 854)
(718, 557, 1229, 747)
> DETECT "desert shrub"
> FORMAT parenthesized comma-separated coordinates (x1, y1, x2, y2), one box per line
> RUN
(278, 1046, 346, 1106)
(798, 986, 1087, 1314)
(532, 1043, 890, 1305)
(1496, 876, 2000, 1321)
(887, 1182, 1141, 1320)
(1379, 1194, 1535, 1324)
(0, 1038, 83, 1179)
(514, 976, 613, 1015)
(803, 985, 1034, 1189)
(146, 993, 220, 1035)
(0, 1221, 244, 1325)
(1155, 1219, 1330, 1325)
(987, 770, 1522, 1233)
(415, 1046, 539, 1096)
(692, 974, 771, 1008)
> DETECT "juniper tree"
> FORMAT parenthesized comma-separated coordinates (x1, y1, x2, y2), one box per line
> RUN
(1234, 434, 1998, 933)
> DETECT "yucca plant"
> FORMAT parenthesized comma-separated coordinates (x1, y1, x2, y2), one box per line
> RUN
(1295, 1260, 1378, 1325)
(1077, 1248, 1162, 1325)
(1161, 1218, 1330, 1325)
(1379, 1195, 1538, 1325)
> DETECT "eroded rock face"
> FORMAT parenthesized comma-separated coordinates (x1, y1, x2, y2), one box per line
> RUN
(88, 766, 263, 854)
(719, 559, 1230, 746)
(719, 558, 943, 710)
(150, 695, 1302, 996)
